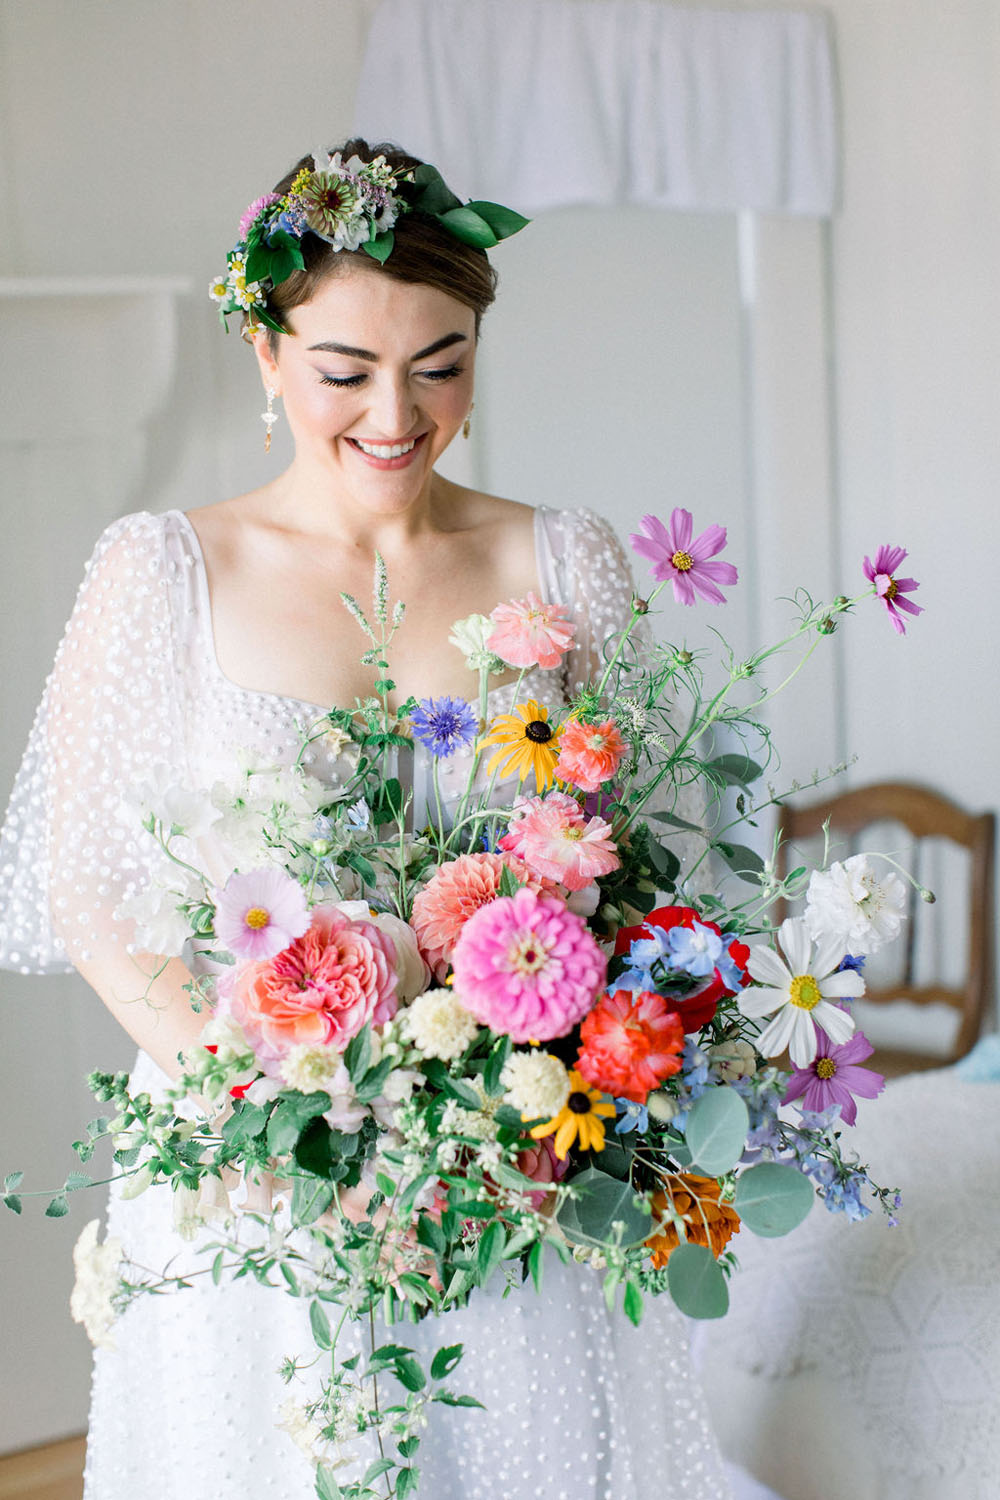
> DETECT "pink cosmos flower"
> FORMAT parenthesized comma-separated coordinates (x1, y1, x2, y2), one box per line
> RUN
(238, 193, 281, 239)
(862, 545, 922, 635)
(554, 718, 628, 793)
(213, 867, 310, 962)
(485, 592, 576, 670)
(629, 510, 738, 606)
(410, 851, 558, 982)
(783, 1026, 885, 1126)
(499, 792, 620, 892)
(451, 886, 607, 1043)
(227, 904, 397, 1065)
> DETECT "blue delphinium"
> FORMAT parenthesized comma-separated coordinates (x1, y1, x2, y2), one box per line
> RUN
(410, 696, 478, 758)
(837, 953, 866, 974)
(614, 1099, 650, 1134)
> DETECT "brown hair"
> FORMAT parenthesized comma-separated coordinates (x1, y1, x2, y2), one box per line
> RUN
(256, 139, 498, 350)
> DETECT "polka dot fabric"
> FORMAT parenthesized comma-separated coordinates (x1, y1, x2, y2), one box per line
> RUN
(2, 505, 730, 1498)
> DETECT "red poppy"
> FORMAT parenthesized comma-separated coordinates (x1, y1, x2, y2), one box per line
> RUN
(613, 905, 750, 1032)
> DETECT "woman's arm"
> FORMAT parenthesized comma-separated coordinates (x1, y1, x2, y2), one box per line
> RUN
(74, 948, 209, 1080)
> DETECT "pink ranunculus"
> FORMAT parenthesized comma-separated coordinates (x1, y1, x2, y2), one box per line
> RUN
(515, 1134, 570, 1209)
(554, 717, 628, 793)
(228, 904, 398, 1065)
(451, 886, 606, 1043)
(410, 851, 558, 983)
(499, 792, 620, 892)
(485, 592, 576, 670)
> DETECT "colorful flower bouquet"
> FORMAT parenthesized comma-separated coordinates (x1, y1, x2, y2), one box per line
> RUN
(5, 513, 921, 1500)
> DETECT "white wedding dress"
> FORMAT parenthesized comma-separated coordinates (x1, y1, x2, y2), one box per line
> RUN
(0, 505, 750, 1500)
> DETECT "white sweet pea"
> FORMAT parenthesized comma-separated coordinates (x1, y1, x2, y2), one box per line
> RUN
(448, 613, 506, 673)
(804, 855, 907, 955)
(740, 917, 864, 1068)
(116, 881, 194, 957)
(70, 1220, 124, 1349)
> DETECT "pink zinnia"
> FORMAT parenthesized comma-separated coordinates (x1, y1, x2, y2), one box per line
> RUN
(499, 792, 620, 892)
(630, 509, 738, 606)
(214, 867, 310, 962)
(862, 544, 922, 635)
(577, 990, 685, 1103)
(410, 851, 557, 982)
(485, 592, 576, 670)
(783, 1026, 885, 1126)
(554, 717, 628, 793)
(451, 886, 606, 1043)
(227, 904, 397, 1064)
(238, 193, 281, 239)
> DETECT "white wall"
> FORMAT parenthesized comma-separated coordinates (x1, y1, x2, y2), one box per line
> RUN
(0, 0, 997, 1458)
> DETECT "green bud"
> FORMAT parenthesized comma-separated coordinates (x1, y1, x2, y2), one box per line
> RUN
(817, 617, 836, 635)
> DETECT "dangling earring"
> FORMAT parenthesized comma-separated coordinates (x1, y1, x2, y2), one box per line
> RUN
(463, 401, 475, 440)
(262, 387, 279, 452)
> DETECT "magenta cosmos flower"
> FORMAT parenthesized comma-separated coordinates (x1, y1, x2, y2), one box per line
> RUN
(629, 509, 738, 606)
(214, 867, 310, 961)
(862, 545, 922, 635)
(451, 886, 606, 1043)
(783, 1026, 885, 1126)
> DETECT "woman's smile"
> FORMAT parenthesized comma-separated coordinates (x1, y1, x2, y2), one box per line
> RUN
(345, 431, 430, 469)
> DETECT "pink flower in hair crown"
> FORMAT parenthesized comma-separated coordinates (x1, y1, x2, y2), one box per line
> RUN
(486, 592, 576, 670)
(629, 509, 738, 606)
(238, 193, 281, 240)
(227, 903, 397, 1065)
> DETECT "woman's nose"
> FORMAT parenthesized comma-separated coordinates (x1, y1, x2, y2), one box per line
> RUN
(366, 376, 417, 437)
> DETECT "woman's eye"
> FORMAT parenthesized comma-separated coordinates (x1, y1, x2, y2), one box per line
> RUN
(319, 373, 367, 388)
(419, 364, 463, 382)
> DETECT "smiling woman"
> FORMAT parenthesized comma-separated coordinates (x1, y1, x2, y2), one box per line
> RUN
(0, 137, 738, 1499)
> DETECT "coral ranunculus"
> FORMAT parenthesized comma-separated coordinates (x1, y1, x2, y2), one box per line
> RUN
(646, 1175, 741, 1268)
(410, 852, 557, 983)
(228, 904, 397, 1064)
(554, 718, 628, 793)
(577, 990, 685, 1103)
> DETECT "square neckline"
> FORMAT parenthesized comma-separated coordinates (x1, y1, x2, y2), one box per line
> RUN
(168, 506, 557, 718)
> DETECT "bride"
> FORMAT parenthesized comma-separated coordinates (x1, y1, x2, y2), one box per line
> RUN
(0, 139, 752, 1498)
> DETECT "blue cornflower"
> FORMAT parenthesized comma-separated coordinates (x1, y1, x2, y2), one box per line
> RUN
(837, 953, 866, 973)
(614, 1099, 649, 1134)
(410, 696, 478, 758)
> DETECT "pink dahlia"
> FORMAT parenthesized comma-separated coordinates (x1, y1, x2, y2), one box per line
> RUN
(485, 592, 576, 670)
(783, 1026, 885, 1126)
(410, 851, 557, 982)
(227, 903, 397, 1065)
(629, 509, 738, 606)
(499, 792, 620, 892)
(451, 886, 606, 1043)
(554, 717, 628, 793)
(862, 544, 922, 635)
(576, 990, 685, 1103)
(238, 193, 281, 239)
(213, 867, 310, 962)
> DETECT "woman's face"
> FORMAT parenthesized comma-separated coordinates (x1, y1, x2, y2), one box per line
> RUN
(255, 261, 476, 515)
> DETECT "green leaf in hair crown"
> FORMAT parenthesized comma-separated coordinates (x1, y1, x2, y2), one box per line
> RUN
(210, 151, 529, 332)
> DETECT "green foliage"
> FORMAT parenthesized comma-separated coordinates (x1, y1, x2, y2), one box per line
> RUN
(733, 1162, 814, 1237)
(666, 1243, 730, 1319)
(683, 1088, 750, 1176)
(556, 1167, 652, 1248)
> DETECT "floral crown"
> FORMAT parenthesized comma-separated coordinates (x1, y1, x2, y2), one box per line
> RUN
(209, 150, 529, 334)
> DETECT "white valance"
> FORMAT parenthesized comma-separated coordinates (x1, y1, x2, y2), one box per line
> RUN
(354, 0, 838, 218)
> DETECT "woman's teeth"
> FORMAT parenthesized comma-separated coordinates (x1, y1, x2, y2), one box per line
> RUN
(353, 437, 418, 458)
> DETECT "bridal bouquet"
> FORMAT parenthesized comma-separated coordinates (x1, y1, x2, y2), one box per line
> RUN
(6, 517, 921, 1500)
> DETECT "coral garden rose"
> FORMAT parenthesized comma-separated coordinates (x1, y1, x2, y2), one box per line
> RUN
(645, 1174, 741, 1268)
(227, 903, 397, 1064)
(576, 990, 685, 1104)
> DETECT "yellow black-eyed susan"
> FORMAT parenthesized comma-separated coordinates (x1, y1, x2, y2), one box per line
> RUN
(477, 700, 562, 790)
(529, 1069, 616, 1159)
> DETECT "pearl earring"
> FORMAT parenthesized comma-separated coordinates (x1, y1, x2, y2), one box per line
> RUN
(262, 387, 279, 452)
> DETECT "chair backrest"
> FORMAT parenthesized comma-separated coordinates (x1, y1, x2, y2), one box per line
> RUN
(775, 782, 995, 1065)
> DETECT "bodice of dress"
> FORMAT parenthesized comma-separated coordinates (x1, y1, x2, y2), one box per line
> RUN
(0, 502, 668, 976)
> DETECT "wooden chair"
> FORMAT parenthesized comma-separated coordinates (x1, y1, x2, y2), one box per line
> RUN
(775, 782, 995, 1074)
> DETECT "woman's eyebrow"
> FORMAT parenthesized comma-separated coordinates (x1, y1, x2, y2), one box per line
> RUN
(306, 332, 469, 362)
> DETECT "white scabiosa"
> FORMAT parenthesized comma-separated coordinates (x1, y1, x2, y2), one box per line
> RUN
(804, 854, 907, 955)
(501, 1049, 571, 1121)
(69, 1220, 124, 1349)
(400, 988, 480, 1061)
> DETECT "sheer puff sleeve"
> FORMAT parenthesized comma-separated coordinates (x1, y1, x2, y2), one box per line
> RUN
(0, 512, 185, 975)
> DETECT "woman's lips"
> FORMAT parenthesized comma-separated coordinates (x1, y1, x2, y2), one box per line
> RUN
(346, 433, 428, 470)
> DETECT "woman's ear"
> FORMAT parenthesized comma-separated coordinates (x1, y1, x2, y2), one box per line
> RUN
(251, 330, 282, 396)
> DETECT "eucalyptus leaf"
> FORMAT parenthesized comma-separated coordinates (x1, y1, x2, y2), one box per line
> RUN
(556, 1166, 652, 1248)
(733, 1162, 814, 1237)
(684, 1088, 749, 1176)
(666, 1242, 730, 1319)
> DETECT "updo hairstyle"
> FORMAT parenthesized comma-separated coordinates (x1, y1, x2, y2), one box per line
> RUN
(257, 139, 499, 351)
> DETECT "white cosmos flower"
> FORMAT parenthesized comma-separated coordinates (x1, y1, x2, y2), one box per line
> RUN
(804, 855, 907, 955)
(740, 917, 864, 1068)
